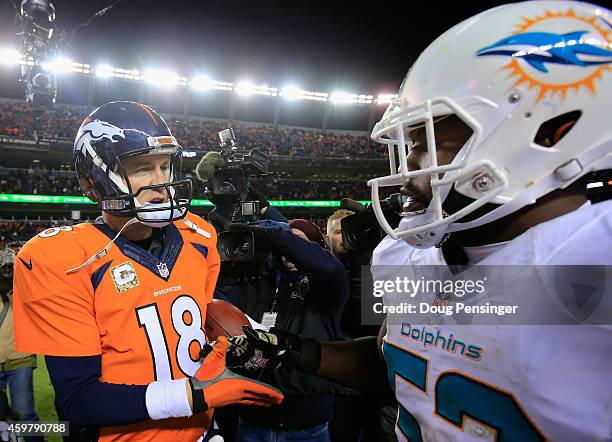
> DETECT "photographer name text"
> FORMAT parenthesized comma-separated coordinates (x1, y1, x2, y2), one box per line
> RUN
(373, 302, 518, 316)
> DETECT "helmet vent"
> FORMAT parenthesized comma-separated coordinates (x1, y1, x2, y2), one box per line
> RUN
(533, 111, 581, 148)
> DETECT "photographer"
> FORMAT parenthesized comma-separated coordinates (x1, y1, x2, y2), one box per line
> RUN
(197, 129, 349, 440)
(211, 218, 349, 442)
(0, 248, 43, 442)
(331, 200, 398, 340)
(225, 219, 348, 442)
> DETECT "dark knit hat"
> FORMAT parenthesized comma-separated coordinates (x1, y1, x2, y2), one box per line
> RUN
(288, 219, 326, 248)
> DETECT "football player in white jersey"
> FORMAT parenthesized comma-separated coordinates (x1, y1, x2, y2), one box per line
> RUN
(231, 1, 612, 440)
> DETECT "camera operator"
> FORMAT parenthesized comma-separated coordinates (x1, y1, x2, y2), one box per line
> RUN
(326, 209, 354, 264)
(195, 129, 289, 311)
(331, 199, 394, 340)
(196, 129, 349, 441)
(210, 188, 289, 318)
(228, 219, 348, 442)
(0, 248, 44, 442)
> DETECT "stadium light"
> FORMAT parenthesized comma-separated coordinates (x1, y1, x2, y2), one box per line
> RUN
(235, 81, 278, 97)
(280, 87, 328, 102)
(109, 67, 141, 81)
(0, 48, 22, 66)
(210, 80, 233, 91)
(192, 76, 233, 91)
(42, 57, 74, 73)
(377, 94, 396, 105)
(235, 80, 255, 96)
(330, 91, 373, 105)
(253, 84, 278, 97)
(0, 40, 397, 105)
(302, 90, 328, 102)
(330, 92, 373, 104)
(330, 91, 352, 104)
(191, 75, 213, 91)
(41, 57, 90, 74)
(281, 86, 302, 100)
(144, 69, 180, 87)
(95, 64, 114, 78)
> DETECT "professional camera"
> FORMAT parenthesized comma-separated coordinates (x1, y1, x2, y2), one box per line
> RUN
(216, 219, 290, 263)
(197, 128, 269, 223)
(341, 193, 405, 252)
(0, 249, 15, 281)
(196, 128, 274, 262)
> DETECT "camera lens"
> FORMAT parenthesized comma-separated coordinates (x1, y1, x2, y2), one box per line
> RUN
(226, 242, 250, 260)
(219, 181, 236, 194)
(218, 230, 255, 262)
(0, 264, 13, 280)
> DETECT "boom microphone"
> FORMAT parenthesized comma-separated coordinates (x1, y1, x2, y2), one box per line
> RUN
(195, 151, 225, 181)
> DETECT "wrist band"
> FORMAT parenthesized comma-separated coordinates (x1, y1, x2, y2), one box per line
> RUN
(145, 379, 193, 420)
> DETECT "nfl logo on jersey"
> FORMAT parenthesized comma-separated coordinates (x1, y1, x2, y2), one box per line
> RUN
(156, 262, 169, 278)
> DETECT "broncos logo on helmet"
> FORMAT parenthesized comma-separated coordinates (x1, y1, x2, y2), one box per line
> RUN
(75, 120, 126, 155)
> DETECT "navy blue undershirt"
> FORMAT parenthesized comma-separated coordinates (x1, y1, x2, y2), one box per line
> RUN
(45, 355, 149, 427)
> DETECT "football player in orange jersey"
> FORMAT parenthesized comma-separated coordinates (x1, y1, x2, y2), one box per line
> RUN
(13, 101, 283, 442)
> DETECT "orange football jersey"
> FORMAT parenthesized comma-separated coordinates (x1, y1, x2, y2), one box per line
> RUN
(14, 212, 220, 442)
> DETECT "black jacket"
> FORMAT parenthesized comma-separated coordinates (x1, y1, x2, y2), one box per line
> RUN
(215, 224, 350, 428)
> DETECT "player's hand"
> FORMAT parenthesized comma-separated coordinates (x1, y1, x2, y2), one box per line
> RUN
(189, 336, 284, 412)
(225, 332, 282, 375)
(227, 326, 321, 373)
(247, 187, 270, 209)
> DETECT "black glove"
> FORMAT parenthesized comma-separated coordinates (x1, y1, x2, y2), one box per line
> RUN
(223, 222, 276, 250)
(247, 187, 270, 209)
(225, 333, 277, 378)
(227, 326, 321, 375)
(206, 190, 239, 212)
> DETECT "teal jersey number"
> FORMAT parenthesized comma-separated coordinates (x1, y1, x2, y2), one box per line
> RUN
(383, 341, 544, 441)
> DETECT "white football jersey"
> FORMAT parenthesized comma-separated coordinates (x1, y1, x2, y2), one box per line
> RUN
(376, 200, 612, 441)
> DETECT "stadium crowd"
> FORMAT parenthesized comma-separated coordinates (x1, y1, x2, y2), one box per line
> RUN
(0, 99, 385, 159)
(0, 169, 82, 195)
(252, 178, 369, 200)
(0, 220, 57, 246)
(0, 99, 84, 141)
(0, 217, 328, 250)
(0, 168, 372, 200)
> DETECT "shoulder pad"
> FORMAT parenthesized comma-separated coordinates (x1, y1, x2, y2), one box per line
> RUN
(18, 223, 94, 270)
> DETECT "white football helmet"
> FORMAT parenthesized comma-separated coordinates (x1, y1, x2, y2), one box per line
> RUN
(369, 0, 612, 247)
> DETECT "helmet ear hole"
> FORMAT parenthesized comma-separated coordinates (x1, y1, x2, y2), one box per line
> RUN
(75, 153, 100, 202)
(533, 110, 582, 148)
(80, 178, 100, 202)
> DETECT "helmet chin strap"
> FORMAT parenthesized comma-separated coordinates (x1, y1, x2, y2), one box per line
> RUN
(66, 217, 140, 274)
(133, 198, 186, 228)
(65, 207, 210, 274)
